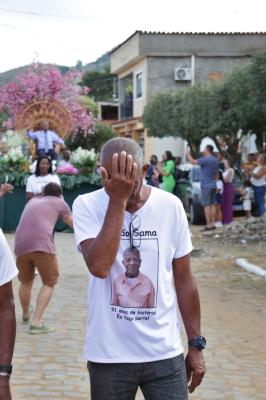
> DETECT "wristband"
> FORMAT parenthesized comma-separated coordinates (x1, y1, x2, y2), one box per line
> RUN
(0, 365, 12, 375)
(0, 372, 11, 377)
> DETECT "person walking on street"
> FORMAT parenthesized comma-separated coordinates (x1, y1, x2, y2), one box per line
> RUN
(250, 153, 266, 216)
(73, 138, 206, 400)
(222, 158, 235, 225)
(15, 183, 73, 334)
(0, 184, 18, 400)
(187, 145, 218, 231)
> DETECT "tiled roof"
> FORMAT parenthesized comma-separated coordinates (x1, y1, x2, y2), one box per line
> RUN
(137, 30, 266, 35)
(110, 30, 266, 54)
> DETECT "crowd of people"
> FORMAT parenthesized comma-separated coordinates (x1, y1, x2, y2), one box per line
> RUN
(146, 146, 266, 230)
(0, 122, 265, 398)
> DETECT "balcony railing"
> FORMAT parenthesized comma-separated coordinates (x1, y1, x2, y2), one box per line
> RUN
(120, 101, 133, 120)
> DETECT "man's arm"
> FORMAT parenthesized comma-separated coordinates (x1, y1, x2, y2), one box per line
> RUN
(147, 282, 155, 308)
(186, 151, 198, 165)
(112, 281, 118, 305)
(80, 199, 126, 279)
(79, 152, 137, 279)
(62, 214, 73, 228)
(51, 132, 65, 147)
(26, 192, 33, 201)
(0, 184, 13, 197)
(173, 254, 206, 394)
(26, 130, 37, 140)
(252, 166, 266, 179)
(0, 282, 16, 400)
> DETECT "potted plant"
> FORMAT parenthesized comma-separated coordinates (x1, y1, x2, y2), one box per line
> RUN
(70, 146, 98, 176)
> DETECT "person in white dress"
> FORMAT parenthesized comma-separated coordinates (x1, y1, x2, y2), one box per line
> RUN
(214, 171, 224, 227)
(222, 159, 235, 224)
(238, 180, 253, 219)
(250, 154, 266, 216)
(26, 156, 61, 200)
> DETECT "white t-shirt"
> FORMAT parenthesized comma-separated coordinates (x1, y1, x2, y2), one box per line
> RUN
(243, 187, 252, 201)
(216, 180, 224, 194)
(251, 166, 266, 187)
(0, 229, 18, 286)
(26, 174, 61, 195)
(73, 187, 193, 363)
(223, 168, 234, 183)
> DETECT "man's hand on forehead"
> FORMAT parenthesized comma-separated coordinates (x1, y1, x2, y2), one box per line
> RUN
(112, 151, 135, 177)
(100, 151, 138, 202)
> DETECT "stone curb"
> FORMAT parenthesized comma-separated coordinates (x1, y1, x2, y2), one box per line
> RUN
(236, 258, 266, 279)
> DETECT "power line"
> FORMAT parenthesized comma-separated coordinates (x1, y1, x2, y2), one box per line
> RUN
(0, 20, 26, 31)
(0, 7, 96, 20)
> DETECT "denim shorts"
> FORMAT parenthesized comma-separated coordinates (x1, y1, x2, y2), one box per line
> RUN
(201, 187, 216, 207)
(87, 354, 188, 400)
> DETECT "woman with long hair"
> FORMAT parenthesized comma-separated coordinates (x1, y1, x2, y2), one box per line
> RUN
(250, 153, 266, 216)
(26, 156, 61, 200)
(222, 158, 235, 224)
(159, 151, 176, 193)
(146, 155, 159, 187)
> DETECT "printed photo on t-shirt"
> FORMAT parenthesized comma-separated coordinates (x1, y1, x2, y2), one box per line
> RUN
(110, 237, 159, 309)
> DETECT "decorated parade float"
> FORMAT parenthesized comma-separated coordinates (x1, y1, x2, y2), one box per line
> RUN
(0, 63, 102, 231)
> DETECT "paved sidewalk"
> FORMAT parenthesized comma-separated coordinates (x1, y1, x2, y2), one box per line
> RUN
(5, 232, 266, 399)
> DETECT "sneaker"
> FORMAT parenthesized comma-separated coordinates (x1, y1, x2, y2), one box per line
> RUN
(200, 226, 216, 232)
(215, 221, 223, 228)
(22, 306, 33, 324)
(29, 324, 54, 335)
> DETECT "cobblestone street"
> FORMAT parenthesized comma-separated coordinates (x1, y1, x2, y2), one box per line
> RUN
(6, 230, 266, 400)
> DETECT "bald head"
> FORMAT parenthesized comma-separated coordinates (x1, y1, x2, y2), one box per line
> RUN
(123, 247, 140, 259)
(41, 120, 49, 130)
(100, 138, 143, 167)
(122, 247, 141, 278)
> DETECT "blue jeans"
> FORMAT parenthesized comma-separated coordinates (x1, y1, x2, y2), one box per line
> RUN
(37, 149, 57, 161)
(87, 354, 188, 400)
(252, 185, 266, 216)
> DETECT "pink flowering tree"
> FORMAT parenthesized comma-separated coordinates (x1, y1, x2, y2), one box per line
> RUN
(0, 63, 95, 136)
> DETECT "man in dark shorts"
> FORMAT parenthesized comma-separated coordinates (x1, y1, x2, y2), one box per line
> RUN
(187, 145, 218, 230)
(15, 183, 72, 334)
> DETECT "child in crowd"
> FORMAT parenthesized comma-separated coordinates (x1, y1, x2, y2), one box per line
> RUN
(214, 171, 224, 228)
(238, 180, 252, 219)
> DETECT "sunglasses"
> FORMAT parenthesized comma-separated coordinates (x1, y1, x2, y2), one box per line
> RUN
(129, 214, 141, 249)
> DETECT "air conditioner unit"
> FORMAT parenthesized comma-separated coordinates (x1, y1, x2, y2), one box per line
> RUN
(174, 67, 192, 81)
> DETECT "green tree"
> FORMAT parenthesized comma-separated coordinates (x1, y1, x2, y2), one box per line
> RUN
(78, 95, 99, 117)
(144, 86, 213, 154)
(0, 111, 8, 131)
(67, 123, 116, 153)
(180, 84, 217, 153)
(144, 51, 266, 157)
(143, 92, 184, 138)
(81, 66, 116, 102)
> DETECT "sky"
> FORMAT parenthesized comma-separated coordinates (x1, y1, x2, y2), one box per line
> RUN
(0, 0, 266, 73)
